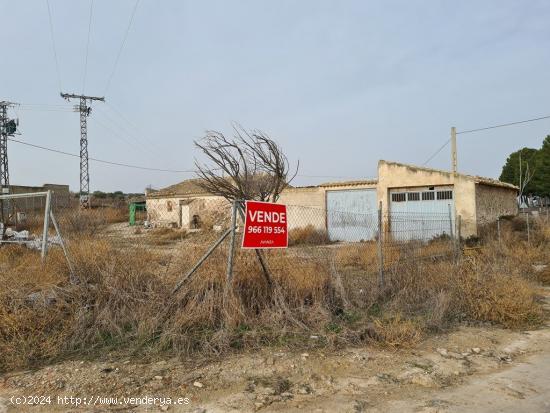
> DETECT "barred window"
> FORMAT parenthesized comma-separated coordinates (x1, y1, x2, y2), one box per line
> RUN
(407, 192, 420, 201)
(391, 193, 406, 202)
(437, 190, 453, 200)
(422, 191, 435, 201)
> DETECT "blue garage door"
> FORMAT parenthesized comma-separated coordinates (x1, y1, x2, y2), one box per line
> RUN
(389, 187, 455, 241)
(326, 189, 378, 242)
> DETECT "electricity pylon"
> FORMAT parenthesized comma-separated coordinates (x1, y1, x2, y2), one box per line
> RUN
(0, 101, 18, 226)
(60, 92, 105, 207)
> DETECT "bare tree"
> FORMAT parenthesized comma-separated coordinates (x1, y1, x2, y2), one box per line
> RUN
(519, 151, 536, 206)
(194, 125, 298, 202)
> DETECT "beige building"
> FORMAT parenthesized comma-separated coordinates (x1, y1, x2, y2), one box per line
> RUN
(145, 179, 230, 229)
(146, 161, 518, 239)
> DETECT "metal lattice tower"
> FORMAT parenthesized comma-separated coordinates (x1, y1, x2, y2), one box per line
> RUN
(60, 93, 105, 207)
(0, 103, 9, 192)
(0, 101, 18, 226)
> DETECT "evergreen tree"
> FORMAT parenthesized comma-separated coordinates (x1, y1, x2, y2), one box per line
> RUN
(499, 147, 538, 193)
(532, 135, 550, 196)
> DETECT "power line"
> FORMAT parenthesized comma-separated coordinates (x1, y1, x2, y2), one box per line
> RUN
(7, 137, 196, 173)
(18, 107, 74, 112)
(82, 0, 95, 94)
(95, 106, 158, 152)
(8, 136, 365, 181)
(45, 0, 62, 92)
(104, 102, 169, 148)
(19, 103, 72, 107)
(104, 0, 141, 94)
(456, 114, 550, 135)
(90, 115, 155, 159)
(423, 113, 550, 166)
(422, 139, 450, 166)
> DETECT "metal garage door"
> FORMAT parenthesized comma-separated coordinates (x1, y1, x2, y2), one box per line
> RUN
(389, 187, 455, 241)
(326, 189, 377, 241)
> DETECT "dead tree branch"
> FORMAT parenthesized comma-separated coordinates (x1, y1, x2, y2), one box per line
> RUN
(194, 125, 298, 202)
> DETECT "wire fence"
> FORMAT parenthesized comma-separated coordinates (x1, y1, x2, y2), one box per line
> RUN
(1, 192, 548, 309)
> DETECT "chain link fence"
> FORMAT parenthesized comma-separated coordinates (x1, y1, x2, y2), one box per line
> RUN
(2, 192, 548, 304)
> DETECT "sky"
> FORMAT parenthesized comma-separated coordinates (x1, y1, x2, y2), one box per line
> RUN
(1, 0, 550, 193)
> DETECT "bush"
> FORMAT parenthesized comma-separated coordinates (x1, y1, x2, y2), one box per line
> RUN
(0, 216, 547, 371)
(289, 225, 330, 246)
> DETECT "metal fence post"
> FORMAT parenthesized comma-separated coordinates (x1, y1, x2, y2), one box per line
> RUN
(456, 215, 461, 260)
(497, 217, 501, 245)
(377, 201, 384, 291)
(526, 212, 530, 244)
(447, 203, 454, 239)
(226, 200, 238, 285)
(50, 209, 75, 281)
(172, 227, 233, 294)
(41, 190, 52, 262)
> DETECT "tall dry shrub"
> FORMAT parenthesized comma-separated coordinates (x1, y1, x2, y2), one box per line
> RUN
(0, 236, 339, 371)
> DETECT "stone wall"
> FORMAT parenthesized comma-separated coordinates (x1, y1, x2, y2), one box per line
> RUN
(146, 195, 230, 229)
(475, 184, 518, 227)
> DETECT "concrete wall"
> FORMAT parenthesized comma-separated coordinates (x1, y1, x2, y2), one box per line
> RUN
(377, 161, 478, 237)
(475, 184, 518, 227)
(278, 187, 325, 230)
(8, 184, 71, 210)
(278, 184, 380, 231)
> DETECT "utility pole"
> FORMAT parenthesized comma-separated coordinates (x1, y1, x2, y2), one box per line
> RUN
(0, 101, 18, 227)
(60, 92, 105, 207)
(450, 126, 458, 241)
(451, 126, 457, 175)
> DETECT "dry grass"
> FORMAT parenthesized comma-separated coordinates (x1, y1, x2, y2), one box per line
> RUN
(146, 228, 187, 245)
(370, 315, 424, 348)
(0, 215, 547, 371)
(53, 206, 128, 236)
(288, 225, 330, 246)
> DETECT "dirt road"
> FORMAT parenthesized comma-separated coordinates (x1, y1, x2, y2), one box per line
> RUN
(1, 288, 549, 412)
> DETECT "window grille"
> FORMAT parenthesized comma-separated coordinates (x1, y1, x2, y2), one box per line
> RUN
(391, 193, 406, 202)
(437, 190, 453, 200)
(422, 191, 435, 201)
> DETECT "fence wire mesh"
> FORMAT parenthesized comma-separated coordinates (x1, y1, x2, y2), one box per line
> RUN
(2, 194, 549, 309)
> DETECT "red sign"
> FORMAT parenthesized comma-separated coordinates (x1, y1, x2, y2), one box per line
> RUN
(242, 200, 288, 249)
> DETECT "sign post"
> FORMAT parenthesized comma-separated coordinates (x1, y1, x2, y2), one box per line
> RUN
(242, 200, 288, 249)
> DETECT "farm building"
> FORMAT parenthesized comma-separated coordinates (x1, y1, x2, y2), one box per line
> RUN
(145, 160, 518, 240)
(145, 179, 230, 229)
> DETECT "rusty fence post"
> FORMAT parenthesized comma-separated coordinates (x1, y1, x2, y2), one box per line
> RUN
(526, 211, 530, 245)
(226, 199, 239, 285)
(497, 217, 501, 245)
(377, 201, 384, 292)
(41, 190, 52, 262)
(455, 215, 462, 261)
